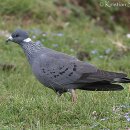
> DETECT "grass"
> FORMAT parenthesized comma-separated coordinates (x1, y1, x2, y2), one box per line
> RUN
(0, 0, 57, 21)
(0, 1, 130, 130)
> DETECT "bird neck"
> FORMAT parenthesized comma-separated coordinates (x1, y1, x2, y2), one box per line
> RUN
(20, 41, 43, 65)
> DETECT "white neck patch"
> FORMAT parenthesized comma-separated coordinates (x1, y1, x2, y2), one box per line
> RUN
(23, 38, 32, 42)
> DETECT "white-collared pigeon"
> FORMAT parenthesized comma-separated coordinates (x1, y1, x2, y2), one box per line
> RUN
(6, 29, 130, 102)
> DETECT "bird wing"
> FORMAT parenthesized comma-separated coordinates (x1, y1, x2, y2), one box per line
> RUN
(35, 53, 97, 86)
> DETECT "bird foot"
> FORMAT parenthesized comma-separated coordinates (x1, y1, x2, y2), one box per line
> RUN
(69, 89, 77, 103)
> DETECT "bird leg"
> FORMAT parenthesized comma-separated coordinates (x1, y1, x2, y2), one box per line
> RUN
(70, 89, 77, 103)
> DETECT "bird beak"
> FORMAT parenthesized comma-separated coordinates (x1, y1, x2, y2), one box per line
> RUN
(6, 35, 13, 43)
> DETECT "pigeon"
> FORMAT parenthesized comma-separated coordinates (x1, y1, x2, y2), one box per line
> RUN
(6, 29, 130, 102)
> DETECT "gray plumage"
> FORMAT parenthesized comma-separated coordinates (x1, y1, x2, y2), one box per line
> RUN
(6, 29, 130, 97)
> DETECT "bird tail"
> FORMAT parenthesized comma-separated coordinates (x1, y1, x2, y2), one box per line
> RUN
(101, 70, 130, 83)
(77, 69, 130, 84)
(112, 77, 130, 83)
(77, 69, 130, 91)
(79, 83, 124, 91)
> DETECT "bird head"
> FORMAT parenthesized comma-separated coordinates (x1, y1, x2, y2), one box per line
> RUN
(6, 29, 31, 44)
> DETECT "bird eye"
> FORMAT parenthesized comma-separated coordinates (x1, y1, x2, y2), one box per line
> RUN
(15, 34, 19, 37)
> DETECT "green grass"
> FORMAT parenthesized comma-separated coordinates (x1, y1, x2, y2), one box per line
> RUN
(0, 2, 130, 129)
(0, 0, 57, 21)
